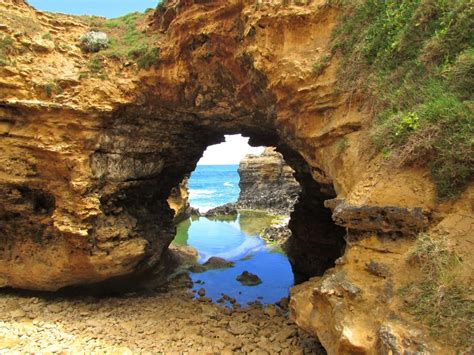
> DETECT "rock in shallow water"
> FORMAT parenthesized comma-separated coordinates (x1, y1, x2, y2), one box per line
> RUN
(203, 257, 235, 270)
(204, 203, 238, 217)
(236, 271, 262, 286)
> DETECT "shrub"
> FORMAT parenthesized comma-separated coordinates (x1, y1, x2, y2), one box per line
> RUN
(312, 54, 331, 75)
(79, 31, 109, 53)
(0, 35, 14, 66)
(136, 47, 160, 69)
(88, 58, 103, 73)
(156, 1, 165, 13)
(43, 82, 62, 98)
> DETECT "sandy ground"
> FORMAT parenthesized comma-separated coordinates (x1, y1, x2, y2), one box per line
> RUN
(0, 276, 325, 354)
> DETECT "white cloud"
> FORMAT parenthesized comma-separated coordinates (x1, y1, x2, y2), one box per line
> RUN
(197, 134, 265, 165)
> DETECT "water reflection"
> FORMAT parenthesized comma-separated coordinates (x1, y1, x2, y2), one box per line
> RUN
(173, 212, 294, 306)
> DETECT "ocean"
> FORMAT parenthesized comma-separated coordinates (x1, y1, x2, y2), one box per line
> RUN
(188, 165, 240, 212)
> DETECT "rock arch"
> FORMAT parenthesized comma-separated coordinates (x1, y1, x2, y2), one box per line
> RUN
(0, 0, 430, 291)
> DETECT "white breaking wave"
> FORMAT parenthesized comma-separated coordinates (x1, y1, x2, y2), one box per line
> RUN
(223, 182, 233, 187)
(198, 238, 266, 263)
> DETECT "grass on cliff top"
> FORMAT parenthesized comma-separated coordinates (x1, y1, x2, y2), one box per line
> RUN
(330, 0, 473, 200)
(83, 10, 160, 72)
(400, 233, 473, 349)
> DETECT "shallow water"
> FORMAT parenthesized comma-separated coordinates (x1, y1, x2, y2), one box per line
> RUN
(173, 212, 294, 306)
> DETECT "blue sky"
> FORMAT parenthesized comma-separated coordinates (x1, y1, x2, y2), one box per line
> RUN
(28, 0, 161, 18)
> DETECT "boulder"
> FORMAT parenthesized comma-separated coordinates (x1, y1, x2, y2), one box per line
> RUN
(236, 271, 262, 286)
(203, 257, 234, 270)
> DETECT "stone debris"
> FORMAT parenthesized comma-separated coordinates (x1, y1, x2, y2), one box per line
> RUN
(0, 278, 325, 354)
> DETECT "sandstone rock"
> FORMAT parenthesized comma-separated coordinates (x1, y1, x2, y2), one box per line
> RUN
(276, 297, 289, 311)
(237, 148, 300, 214)
(9, 309, 25, 319)
(228, 321, 249, 335)
(197, 288, 206, 297)
(263, 305, 277, 318)
(0, 2, 468, 354)
(365, 260, 391, 278)
(188, 265, 207, 273)
(236, 271, 262, 286)
(47, 304, 64, 314)
(167, 177, 191, 223)
(274, 328, 296, 342)
(325, 199, 430, 235)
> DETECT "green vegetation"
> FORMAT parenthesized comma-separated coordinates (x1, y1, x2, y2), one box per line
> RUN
(336, 137, 348, 153)
(43, 82, 62, 98)
(330, 0, 473, 199)
(400, 233, 473, 348)
(312, 53, 331, 75)
(87, 11, 160, 70)
(0, 35, 14, 66)
(88, 58, 103, 73)
(156, 1, 165, 13)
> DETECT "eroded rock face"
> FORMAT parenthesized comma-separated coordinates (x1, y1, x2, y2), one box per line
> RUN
(237, 147, 300, 213)
(289, 233, 447, 355)
(325, 198, 430, 236)
(167, 177, 191, 223)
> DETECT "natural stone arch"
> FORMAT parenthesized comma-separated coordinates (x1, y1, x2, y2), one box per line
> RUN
(0, 0, 426, 293)
(85, 101, 346, 290)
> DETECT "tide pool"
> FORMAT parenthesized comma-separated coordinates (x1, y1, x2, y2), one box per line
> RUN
(173, 212, 294, 306)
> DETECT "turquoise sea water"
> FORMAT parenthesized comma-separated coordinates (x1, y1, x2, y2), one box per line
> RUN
(188, 165, 240, 212)
(174, 165, 294, 306)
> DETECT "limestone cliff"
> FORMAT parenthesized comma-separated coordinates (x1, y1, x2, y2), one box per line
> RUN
(0, 0, 472, 353)
(237, 147, 300, 213)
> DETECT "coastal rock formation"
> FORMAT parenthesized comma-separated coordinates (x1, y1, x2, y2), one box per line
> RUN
(237, 147, 300, 213)
(0, 0, 471, 353)
(204, 203, 238, 218)
(167, 177, 191, 223)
